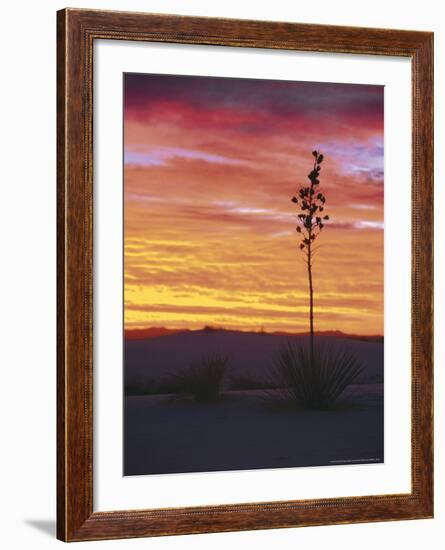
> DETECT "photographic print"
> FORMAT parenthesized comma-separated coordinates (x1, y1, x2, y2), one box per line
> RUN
(123, 73, 384, 476)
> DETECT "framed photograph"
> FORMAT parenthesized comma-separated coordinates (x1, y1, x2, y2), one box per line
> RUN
(57, 8, 433, 542)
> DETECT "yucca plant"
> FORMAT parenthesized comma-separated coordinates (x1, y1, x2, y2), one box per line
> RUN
(291, 150, 329, 363)
(168, 353, 229, 402)
(270, 341, 362, 410)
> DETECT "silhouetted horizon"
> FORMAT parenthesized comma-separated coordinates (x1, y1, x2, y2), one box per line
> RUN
(125, 325, 384, 341)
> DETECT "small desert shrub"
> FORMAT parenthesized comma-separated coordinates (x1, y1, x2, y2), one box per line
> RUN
(168, 353, 229, 402)
(270, 341, 363, 410)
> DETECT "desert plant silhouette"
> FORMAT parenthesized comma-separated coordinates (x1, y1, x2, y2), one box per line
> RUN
(280, 150, 364, 410)
(168, 353, 229, 402)
(291, 149, 329, 362)
(270, 341, 363, 410)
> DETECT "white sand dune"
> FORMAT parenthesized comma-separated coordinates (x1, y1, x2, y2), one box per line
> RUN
(124, 385, 383, 476)
(124, 331, 384, 476)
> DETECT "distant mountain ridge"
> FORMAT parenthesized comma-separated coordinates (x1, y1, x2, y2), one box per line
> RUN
(125, 327, 187, 340)
(125, 326, 383, 343)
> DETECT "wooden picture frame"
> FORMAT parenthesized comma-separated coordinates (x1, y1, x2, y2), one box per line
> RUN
(57, 8, 434, 542)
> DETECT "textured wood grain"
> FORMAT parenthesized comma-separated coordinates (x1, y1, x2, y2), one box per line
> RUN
(57, 8, 434, 542)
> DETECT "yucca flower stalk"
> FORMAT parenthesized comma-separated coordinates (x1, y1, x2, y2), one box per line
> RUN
(291, 150, 329, 364)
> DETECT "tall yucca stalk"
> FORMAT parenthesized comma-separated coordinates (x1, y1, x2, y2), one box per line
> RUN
(291, 150, 329, 363)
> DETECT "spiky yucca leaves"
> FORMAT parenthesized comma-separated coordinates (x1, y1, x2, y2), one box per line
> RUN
(271, 341, 363, 410)
(169, 353, 229, 402)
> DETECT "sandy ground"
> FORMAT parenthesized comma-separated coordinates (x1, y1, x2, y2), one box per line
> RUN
(124, 384, 383, 476)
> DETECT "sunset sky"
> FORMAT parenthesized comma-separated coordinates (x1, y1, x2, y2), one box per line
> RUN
(124, 74, 384, 335)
